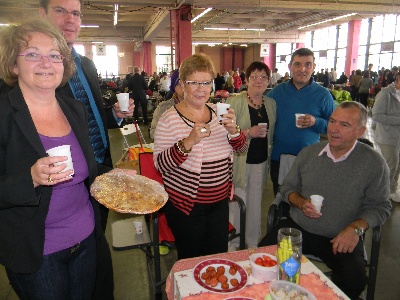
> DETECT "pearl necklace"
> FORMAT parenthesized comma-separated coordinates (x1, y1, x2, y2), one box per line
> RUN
(247, 93, 264, 118)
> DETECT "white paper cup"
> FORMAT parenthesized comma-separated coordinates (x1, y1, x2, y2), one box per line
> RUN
(133, 221, 143, 234)
(46, 145, 74, 175)
(116, 93, 130, 112)
(258, 123, 268, 137)
(216, 102, 231, 122)
(295, 113, 305, 128)
(310, 194, 324, 212)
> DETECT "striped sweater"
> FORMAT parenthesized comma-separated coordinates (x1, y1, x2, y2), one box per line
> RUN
(154, 104, 247, 215)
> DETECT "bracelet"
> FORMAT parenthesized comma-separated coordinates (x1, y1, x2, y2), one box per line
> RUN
(176, 139, 191, 155)
(228, 125, 241, 140)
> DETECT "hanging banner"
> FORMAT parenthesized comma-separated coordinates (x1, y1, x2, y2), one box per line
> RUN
(260, 44, 270, 57)
(96, 44, 106, 56)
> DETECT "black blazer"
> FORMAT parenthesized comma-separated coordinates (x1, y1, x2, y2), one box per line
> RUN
(0, 86, 102, 273)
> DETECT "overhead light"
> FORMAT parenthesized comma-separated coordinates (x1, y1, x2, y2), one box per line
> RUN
(80, 25, 99, 28)
(118, 52, 125, 57)
(191, 7, 212, 23)
(204, 27, 264, 31)
(92, 41, 104, 44)
(0, 23, 10, 26)
(239, 44, 248, 47)
(114, 4, 119, 26)
(298, 13, 357, 29)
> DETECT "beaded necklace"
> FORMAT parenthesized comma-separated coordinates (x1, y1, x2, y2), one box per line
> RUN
(247, 93, 265, 118)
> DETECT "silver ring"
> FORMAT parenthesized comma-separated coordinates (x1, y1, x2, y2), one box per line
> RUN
(200, 127, 207, 133)
(231, 119, 234, 123)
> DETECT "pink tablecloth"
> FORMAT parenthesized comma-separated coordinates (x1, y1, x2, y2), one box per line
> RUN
(166, 246, 350, 300)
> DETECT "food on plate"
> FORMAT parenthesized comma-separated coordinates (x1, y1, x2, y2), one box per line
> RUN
(254, 255, 278, 267)
(200, 264, 237, 289)
(269, 281, 316, 300)
(229, 265, 238, 275)
(272, 287, 309, 300)
(217, 266, 226, 275)
(230, 278, 239, 287)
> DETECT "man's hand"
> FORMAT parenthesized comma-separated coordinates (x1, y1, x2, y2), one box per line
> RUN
(301, 200, 322, 218)
(114, 98, 134, 118)
(297, 114, 316, 128)
(330, 226, 359, 255)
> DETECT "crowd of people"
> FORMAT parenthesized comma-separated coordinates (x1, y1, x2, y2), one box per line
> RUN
(0, 2, 395, 298)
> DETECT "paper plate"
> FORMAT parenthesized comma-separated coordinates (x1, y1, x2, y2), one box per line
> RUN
(90, 172, 168, 214)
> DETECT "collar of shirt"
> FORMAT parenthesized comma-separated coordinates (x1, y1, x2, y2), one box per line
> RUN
(288, 76, 314, 88)
(318, 140, 358, 162)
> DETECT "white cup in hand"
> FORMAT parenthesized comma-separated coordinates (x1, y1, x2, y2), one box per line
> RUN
(295, 113, 305, 128)
(46, 145, 74, 175)
(310, 194, 324, 212)
(216, 103, 231, 122)
(116, 93, 130, 112)
(258, 123, 268, 137)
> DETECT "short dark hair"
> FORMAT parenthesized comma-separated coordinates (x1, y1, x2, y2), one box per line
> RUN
(245, 61, 271, 80)
(337, 101, 367, 128)
(39, 0, 83, 11)
(289, 48, 315, 64)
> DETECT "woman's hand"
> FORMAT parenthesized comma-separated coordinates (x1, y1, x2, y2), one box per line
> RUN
(114, 98, 134, 118)
(184, 123, 211, 149)
(31, 156, 74, 188)
(220, 108, 237, 134)
(248, 124, 268, 138)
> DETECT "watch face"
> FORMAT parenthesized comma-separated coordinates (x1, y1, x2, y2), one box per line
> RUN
(355, 227, 364, 236)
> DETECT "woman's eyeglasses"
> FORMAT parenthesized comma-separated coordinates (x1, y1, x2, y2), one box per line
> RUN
(184, 81, 213, 88)
(18, 52, 65, 63)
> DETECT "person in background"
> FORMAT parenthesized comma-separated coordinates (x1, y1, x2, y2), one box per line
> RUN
(350, 69, 362, 102)
(372, 73, 400, 203)
(280, 72, 290, 83)
(336, 72, 348, 85)
(368, 63, 378, 84)
(128, 66, 149, 125)
(165, 69, 179, 100)
(214, 72, 226, 91)
(153, 53, 247, 259)
(159, 72, 171, 98)
(358, 70, 373, 108)
(226, 62, 276, 250)
(386, 66, 398, 85)
(267, 48, 334, 195)
(225, 70, 235, 94)
(260, 101, 391, 300)
(330, 68, 337, 84)
(270, 68, 282, 87)
(323, 70, 330, 87)
(150, 77, 184, 139)
(0, 18, 106, 300)
(233, 70, 242, 93)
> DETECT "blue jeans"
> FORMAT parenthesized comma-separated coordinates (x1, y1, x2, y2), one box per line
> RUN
(7, 231, 96, 300)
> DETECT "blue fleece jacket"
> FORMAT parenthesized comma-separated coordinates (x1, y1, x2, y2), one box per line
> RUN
(268, 78, 334, 161)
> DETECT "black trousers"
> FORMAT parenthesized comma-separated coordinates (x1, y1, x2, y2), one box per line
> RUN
(270, 159, 280, 196)
(164, 199, 229, 260)
(259, 217, 367, 300)
(133, 98, 148, 123)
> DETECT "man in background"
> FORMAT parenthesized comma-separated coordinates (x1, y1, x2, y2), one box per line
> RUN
(128, 66, 149, 124)
(267, 48, 334, 195)
(270, 68, 282, 87)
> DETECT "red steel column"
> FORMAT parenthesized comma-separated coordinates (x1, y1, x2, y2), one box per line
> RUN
(142, 41, 152, 74)
(174, 5, 192, 67)
(345, 20, 361, 76)
(263, 43, 276, 71)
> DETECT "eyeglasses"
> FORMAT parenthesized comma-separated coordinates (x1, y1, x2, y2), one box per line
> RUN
(18, 52, 65, 63)
(249, 75, 268, 81)
(291, 62, 314, 69)
(184, 81, 213, 88)
(50, 6, 83, 19)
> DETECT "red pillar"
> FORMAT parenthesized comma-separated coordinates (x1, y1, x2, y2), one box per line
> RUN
(263, 43, 276, 71)
(174, 5, 192, 67)
(345, 20, 361, 76)
(142, 41, 152, 74)
(134, 52, 141, 67)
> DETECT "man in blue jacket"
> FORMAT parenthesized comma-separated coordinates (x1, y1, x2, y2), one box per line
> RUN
(268, 48, 334, 195)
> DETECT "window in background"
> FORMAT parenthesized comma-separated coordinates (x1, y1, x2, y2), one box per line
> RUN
(156, 46, 173, 74)
(92, 45, 118, 78)
(275, 43, 293, 73)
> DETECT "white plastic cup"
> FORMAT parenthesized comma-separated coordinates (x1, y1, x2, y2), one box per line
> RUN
(133, 221, 143, 234)
(217, 102, 231, 122)
(295, 113, 305, 128)
(46, 145, 74, 175)
(310, 195, 324, 212)
(258, 122, 268, 137)
(116, 93, 130, 112)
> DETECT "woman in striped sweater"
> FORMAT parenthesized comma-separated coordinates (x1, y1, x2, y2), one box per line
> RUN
(154, 53, 247, 259)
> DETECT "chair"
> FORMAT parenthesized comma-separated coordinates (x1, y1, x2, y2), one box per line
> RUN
(266, 151, 381, 300)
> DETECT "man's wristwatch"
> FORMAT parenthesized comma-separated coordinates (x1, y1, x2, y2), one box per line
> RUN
(354, 227, 365, 236)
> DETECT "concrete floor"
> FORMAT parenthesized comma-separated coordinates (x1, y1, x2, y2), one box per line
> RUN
(1, 120, 400, 300)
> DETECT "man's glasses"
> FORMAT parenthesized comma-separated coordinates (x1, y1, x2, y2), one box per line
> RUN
(184, 81, 213, 88)
(51, 6, 83, 19)
(249, 75, 268, 81)
(18, 52, 65, 63)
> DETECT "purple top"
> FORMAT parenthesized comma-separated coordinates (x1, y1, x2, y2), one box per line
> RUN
(40, 130, 94, 255)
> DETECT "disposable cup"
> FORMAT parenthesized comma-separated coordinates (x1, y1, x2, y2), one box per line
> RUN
(295, 113, 305, 128)
(310, 195, 324, 212)
(133, 221, 143, 234)
(217, 102, 231, 122)
(116, 93, 130, 111)
(258, 123, 268, 137)
(46, 145, 74, 175)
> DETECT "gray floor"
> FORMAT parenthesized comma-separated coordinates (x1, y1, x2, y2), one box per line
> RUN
(1, 121, 400, 300)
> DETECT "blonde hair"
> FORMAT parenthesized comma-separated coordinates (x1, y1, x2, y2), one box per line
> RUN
(179, 53, 216, 81)
(0, 18, 74, 87)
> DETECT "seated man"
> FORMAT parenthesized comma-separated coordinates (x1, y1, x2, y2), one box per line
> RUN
(259, 101, 391, 300)
(331, 84, 352, 103)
